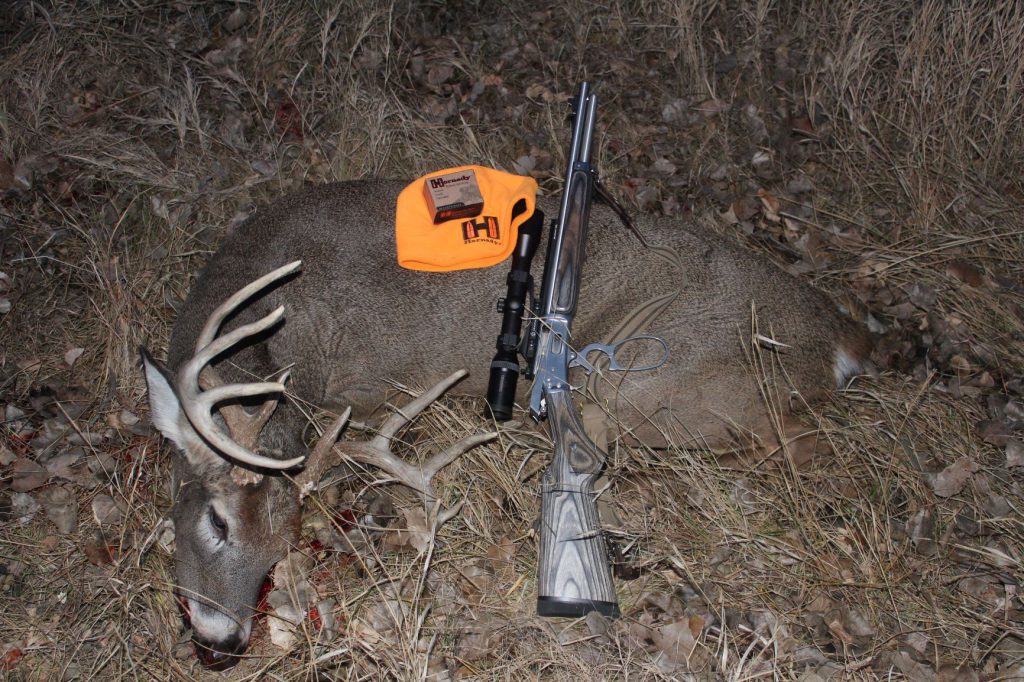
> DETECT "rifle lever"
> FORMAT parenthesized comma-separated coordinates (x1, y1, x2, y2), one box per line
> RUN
(570, 335, 670, 375)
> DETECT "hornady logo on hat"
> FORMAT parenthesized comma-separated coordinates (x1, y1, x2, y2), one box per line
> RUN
(430, 175, 471, 189)
(462, 215, 499, 243)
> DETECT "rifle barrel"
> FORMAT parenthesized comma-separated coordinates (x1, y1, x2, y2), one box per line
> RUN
(540, 82, 597, 318)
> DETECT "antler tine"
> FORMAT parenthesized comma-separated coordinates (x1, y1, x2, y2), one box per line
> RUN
(295, 407, 352, 498)
(369, 369, 469, 450)
(341, 428, 496, 519)
(422, 431, 497, 481)
(233, 369, 289, 447)
(196, 261, 302, 349)
(293, 371, 495, 530)
(177, 261, 306, 471)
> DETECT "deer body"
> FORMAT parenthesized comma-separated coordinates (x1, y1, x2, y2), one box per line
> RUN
(144, 178, 869, 667)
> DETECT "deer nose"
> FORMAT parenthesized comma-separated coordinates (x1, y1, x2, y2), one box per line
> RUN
(193, 633, 245, 671)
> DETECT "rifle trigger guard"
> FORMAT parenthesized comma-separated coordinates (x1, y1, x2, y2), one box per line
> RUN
(570, 335, 670, 375)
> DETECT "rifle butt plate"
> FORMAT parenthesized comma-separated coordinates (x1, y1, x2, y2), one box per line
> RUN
(537, 596, 620, 618)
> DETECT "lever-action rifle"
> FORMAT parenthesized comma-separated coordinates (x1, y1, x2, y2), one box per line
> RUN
(528, 79, 614, 614)
(526, 81, 620, 617)
(486, 82, 667, 617)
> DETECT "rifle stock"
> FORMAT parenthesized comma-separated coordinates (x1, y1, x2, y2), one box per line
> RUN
(536, 390, 619, 617)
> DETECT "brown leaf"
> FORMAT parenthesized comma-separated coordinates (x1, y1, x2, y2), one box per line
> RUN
(756, 189, 781, 222)
(485, 536, 516, 585)
(1006, 439, 1024, 467)
(91, 494, 123, 527)
(946, 259, 984, 287)
(976, 419, 1011, 447)
(649, 157, 677, 177)
(82, 532, 119, 566)
(11, 458, 49, 492)
(694, 99, 728, 117)
(905, 282, 937, 309)
(906, 508, 935, 554)
(827, 617, 854, 645)
(688, 614, 705, 639)
(267, 552, 317, 650)
(512, 155, 536, 175)
(525, 83, 551, 100)
(39, 485, 78, 534)
(653, 619, 697, 664)
(732, 195, 760, 222)
(894, 651, 937, 682)
(585, 610, 610, 638)
(459, 559, 493, 605)
(854, 256, 888, 288)
(456, 618, 499, 661)
(841, 608, 875, 637)
(925, 457, 979, 498)
(384, 507, 432, 553)
(222, 7, 248, 32)
(64, 347, 84, 367)
(426, 64, 454, 86)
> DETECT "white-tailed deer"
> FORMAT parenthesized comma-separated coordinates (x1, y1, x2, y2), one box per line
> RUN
(142, 179, 869, 668)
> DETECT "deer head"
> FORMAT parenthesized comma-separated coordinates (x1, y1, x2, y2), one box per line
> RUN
(143, 261, 491, 669)
(142, 262, 307, 669)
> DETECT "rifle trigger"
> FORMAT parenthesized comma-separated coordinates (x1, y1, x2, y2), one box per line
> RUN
(569, 336, 670, 375)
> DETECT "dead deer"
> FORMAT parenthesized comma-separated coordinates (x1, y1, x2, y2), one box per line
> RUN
(142, 179, 869, 668)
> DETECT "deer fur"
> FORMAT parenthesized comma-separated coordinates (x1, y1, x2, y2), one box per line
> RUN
(143, 178, 870, 667)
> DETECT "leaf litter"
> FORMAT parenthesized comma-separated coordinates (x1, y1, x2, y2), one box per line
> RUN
(2, 0, 1024, 679)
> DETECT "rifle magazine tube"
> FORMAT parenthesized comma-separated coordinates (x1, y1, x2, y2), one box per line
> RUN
(536, 389, 619, 618)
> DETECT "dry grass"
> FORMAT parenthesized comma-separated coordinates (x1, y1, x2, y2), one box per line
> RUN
(1, 0, 1023, 680)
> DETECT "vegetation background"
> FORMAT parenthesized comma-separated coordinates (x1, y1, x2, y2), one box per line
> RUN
(1, 1, 1022, 679)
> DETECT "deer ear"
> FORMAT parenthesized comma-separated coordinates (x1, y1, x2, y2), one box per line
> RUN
(141, 348, 191, 452)
(142, 348, 232, 474)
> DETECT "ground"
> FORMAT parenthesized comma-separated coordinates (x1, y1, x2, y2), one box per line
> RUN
(1, 1, 1023, 680)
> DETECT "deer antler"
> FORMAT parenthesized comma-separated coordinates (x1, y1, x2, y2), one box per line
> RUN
(296, 370, 497, 526)
(177, 261, 305, 471)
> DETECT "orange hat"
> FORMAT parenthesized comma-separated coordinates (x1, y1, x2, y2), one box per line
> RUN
(396, 165, 538, 271)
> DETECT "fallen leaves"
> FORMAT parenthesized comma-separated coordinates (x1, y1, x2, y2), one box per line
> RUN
(1006, 439, 1024, 467)
(266, 552, 336, 650)
(976, 419, 1011, 447)
(925, 457, 980, 498)
(651, 619, 698, 664)
(756, 188, 781, 222)
(945, 259, 985, 287)
(10, 458, 48, 492)
(63, 347, 84, 368)
(382, 507, 433, 554)
(91, 494, 124, 527)
(39, 485, 78, 534)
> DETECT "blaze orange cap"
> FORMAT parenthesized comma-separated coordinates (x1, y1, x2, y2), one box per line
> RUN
(396, 165, 538, 271)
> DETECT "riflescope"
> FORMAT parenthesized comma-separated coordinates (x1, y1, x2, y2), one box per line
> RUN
(485, 209, 544, 420)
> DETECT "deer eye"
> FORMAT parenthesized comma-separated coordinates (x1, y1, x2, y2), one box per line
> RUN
(208, 507, 228, 541)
